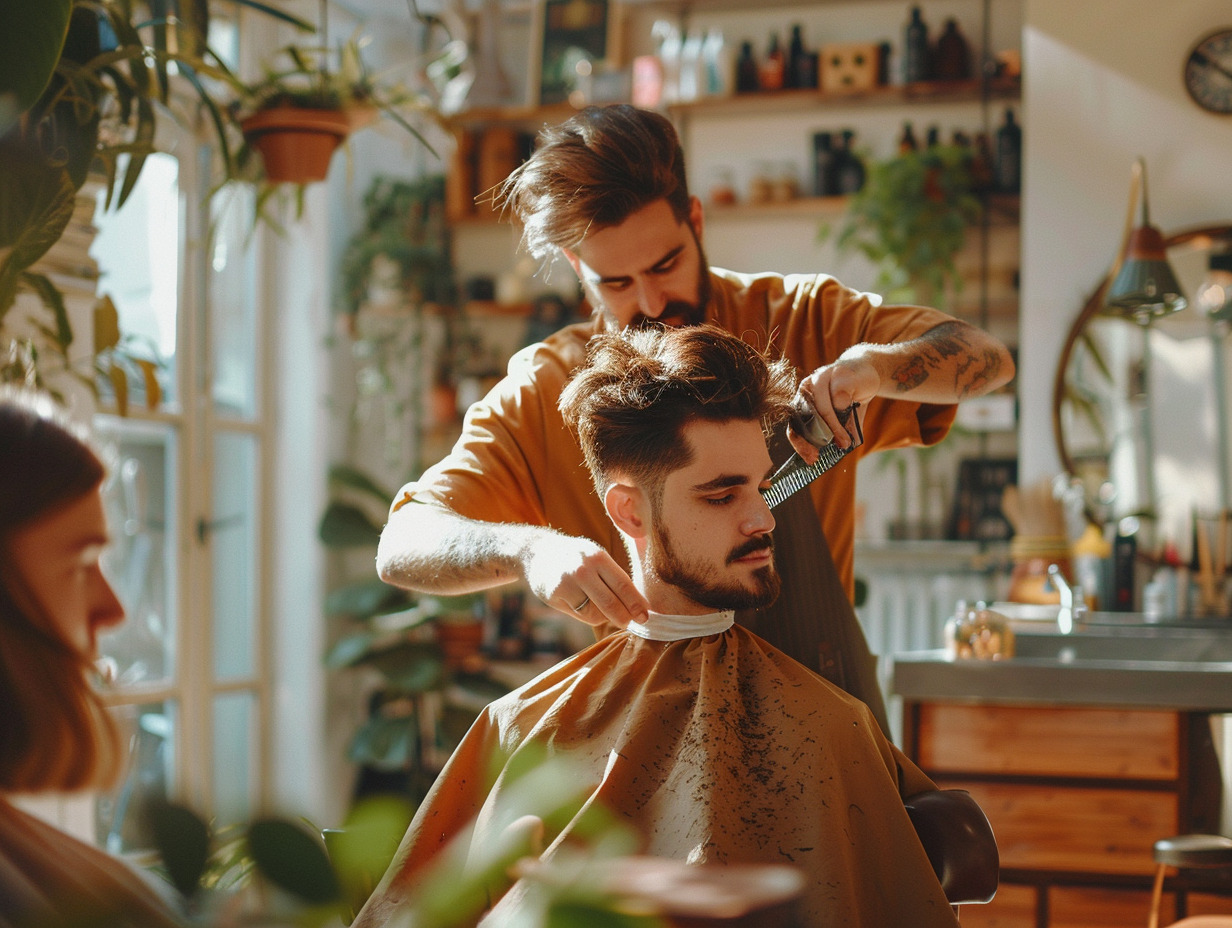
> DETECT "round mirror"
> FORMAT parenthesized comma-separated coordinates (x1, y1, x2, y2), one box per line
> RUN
(1052, 224, 1232, 558)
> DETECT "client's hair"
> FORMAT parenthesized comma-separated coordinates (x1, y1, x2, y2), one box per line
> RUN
(559, 324, 795, 506)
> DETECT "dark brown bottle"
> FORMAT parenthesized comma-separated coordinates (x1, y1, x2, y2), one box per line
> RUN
(898, 121, 920, 154)
(736, 40, 759, 93)
(933, 17, 971, 82)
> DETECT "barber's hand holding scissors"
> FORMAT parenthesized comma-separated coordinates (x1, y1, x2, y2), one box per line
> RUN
(522, 531, 650, 628)
(788, 352, 875, 463)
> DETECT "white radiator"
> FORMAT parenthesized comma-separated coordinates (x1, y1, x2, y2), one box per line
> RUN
(853, 541, 1010, 741)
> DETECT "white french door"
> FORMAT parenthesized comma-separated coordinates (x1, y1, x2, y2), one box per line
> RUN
(91, 129, 272, 849)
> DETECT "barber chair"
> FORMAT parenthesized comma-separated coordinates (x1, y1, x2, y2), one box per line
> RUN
(906, 788, 1000, 907)
(1147, 834, 1232, 928)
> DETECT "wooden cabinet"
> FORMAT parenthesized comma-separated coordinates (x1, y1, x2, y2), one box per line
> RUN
(903, 701, 1231, 928)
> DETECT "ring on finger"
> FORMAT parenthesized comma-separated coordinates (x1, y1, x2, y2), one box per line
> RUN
(572, 595, 590, 612)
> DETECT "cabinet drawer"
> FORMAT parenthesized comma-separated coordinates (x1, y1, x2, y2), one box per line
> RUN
(957, 883, 1037, 928)
(914, 704, 1179, 779)
(939, 780, 1178, 874)
(1048, 886, 1169, 928)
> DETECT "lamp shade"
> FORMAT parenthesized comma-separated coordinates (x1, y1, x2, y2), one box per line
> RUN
(1104, 225, 1187, 323)
(1101, 158, 1187, 324)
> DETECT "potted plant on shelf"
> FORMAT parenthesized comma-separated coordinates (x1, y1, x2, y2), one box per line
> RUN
(826, 143, 985, 310)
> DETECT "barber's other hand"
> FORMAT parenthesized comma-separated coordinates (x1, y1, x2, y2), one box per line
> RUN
(522, 532, 649, 628)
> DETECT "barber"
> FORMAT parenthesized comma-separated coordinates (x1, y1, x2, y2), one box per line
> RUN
(376, 104, 1014, 732)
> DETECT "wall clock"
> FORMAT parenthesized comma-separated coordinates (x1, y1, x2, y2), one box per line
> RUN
(1184, 28, 1232, 114)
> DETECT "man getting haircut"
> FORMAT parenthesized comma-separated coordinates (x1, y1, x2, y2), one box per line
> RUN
(353, 326, 974, 928)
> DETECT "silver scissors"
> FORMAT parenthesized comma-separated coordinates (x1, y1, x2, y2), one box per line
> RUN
(761, 400, 863, 510)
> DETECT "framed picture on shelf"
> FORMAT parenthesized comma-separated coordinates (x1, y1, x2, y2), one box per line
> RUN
(532, 0, 619, 105)
(947, 457, 1017, 542)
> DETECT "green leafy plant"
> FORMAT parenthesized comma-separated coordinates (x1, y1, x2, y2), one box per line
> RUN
(319, 464, 507, 805)
(0, 0, 310, 398)
(132, 750, 658, 928)
(339, 175, 455, 319)
(827, 144, 984, 308)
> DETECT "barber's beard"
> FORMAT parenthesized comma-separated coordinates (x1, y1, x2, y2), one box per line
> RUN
(599, 235, 712, 334)
(647, 523, 781, 611)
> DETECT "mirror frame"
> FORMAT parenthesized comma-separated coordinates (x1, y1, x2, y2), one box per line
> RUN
(1051, 223, 1232, 521)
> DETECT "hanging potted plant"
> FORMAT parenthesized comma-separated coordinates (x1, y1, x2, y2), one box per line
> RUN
(229, 37, 439, 187)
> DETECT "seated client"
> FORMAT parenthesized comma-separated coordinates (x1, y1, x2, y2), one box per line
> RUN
(354, 325, 973, 928)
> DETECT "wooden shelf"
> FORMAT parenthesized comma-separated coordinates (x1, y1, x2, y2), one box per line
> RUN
(444, 77, 1020, 131)
(669, 76, 1021, 118)
(700, 192, 1020, 224)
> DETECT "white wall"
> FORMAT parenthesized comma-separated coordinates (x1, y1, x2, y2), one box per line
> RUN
(1018, 0, 1232, 486)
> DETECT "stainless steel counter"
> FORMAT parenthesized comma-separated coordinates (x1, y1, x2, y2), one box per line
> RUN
(891, 619, 1232, 712)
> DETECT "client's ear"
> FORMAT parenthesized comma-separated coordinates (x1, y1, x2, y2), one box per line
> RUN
(604, 483, 648, 539)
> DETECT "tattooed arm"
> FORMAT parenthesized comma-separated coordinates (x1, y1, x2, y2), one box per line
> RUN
(793, 320, 1015, 452)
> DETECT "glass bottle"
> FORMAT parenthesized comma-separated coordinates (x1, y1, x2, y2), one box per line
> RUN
(933, 17, 971, 82)
(898, 120, 919, 154)
(656, 20, 683, 104)
(994, 107, 1022, 193)
(903, 5, 930, 84)
(678, 30, 704, 101)
(833, 130, 865, 194)
(736, 41, 760, 93)
(785, 24, 806, 89)
(701, 27, 733, 97)
(759, 32, 785, 91)
(812, 131, 835, 197)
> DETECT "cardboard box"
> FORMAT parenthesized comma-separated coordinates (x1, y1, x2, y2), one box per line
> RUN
(820, 42, 880, 95)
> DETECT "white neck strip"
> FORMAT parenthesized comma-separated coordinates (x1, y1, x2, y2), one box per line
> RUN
(625, 610, 735, 641)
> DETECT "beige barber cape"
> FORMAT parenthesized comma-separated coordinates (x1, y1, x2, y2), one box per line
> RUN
(355, 614, 958, 928)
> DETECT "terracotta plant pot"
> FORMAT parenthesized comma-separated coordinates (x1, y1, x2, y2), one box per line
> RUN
(240, 105, 354, 184)
(434, 619, 486, 669)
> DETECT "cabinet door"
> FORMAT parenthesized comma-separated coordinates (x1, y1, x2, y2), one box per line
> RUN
(939, 780, 1178, 874)
(1048, 886, 1169, 928)
(958, 883, 1037, 928)
(914, 703, 1180, 779)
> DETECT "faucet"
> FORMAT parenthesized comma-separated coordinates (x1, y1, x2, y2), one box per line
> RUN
(1047, 564, 1087, 634)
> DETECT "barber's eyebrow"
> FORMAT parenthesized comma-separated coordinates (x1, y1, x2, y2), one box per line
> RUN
(594, 245, 686, 284)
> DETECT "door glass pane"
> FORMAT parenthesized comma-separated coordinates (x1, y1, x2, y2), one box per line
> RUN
(90, 152, 181, 409)
(96, 421, 177, 686)
(210, 185, 260, 419)
(212, 691, 254, 827)
(212, 431, 257, 679)
(96, 700, 176, 854)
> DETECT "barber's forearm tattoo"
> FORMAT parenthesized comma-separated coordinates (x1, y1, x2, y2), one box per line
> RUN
(888, 322, 1004, 399)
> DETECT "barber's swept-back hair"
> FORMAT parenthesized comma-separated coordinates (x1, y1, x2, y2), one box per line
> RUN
(0, 387, 122, 792)
(495, 104, 691, 259)
(559, 325, 796, 500)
